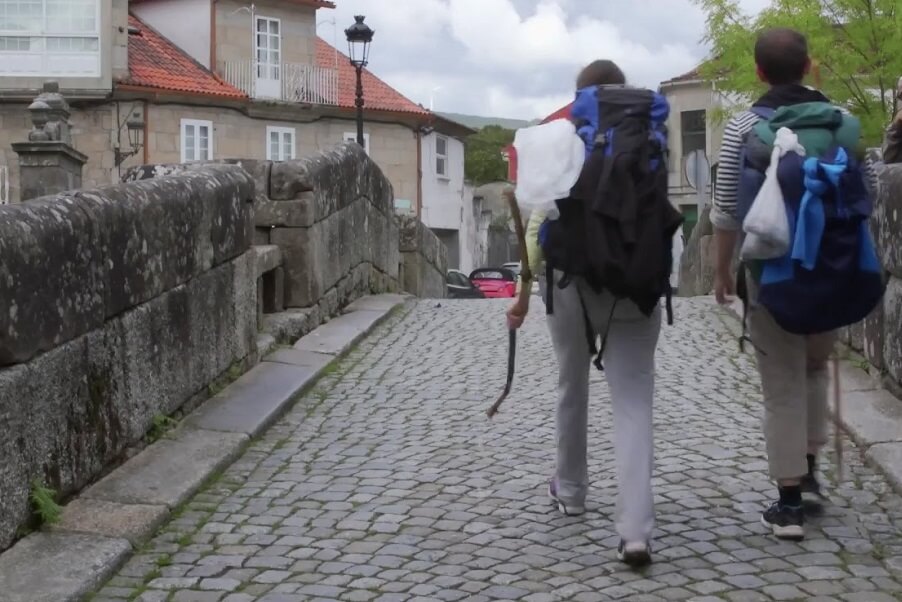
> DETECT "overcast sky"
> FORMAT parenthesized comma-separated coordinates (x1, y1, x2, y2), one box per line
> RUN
(319, 0, 771, 120)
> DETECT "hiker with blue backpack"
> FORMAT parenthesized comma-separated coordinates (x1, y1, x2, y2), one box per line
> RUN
(507, 59, 683, 566)
(712, 27, 884, 540)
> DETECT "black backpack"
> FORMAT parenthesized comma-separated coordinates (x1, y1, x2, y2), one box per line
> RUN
(539, 85, 684, 368)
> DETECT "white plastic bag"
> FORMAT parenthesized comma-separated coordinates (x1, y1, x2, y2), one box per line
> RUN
(513, 119, 586, 212)
(740, 127, 804, 260)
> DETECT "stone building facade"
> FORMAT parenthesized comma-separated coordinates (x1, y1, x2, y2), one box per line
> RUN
(0, 0, 428, 207)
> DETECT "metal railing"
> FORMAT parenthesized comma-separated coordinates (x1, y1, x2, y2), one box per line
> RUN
(220, 61, 338, 106)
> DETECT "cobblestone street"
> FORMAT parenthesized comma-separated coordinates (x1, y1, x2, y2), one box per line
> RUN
(94, 298, 902, 602)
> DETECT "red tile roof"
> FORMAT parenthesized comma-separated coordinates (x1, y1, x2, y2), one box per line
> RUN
(661, 65, 703, 84)
(123, 14, 246, 99)
(316, 38, 428, 116)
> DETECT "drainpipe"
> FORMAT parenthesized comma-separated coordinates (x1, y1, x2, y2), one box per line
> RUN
(210, 0, 220, 71)
(142, 100, 149, 164)
(416, 128, 423, 218)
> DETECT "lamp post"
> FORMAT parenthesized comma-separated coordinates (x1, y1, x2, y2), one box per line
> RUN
(344, 15, 374, 148)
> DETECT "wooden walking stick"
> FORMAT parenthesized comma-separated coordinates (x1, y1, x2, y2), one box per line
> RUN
(832, 354, 844, 483)
(487, 188, 532, 419)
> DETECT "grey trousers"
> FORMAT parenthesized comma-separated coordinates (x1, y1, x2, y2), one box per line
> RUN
(746, 276, 835, 480)
(542, 273, 661, 542)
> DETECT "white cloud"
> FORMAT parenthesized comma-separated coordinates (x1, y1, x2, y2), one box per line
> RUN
(324, 0, 770, 120)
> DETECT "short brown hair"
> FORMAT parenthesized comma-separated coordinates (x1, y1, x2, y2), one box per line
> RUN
(577, 60, 626, 89)
(754, 28, 809, 85)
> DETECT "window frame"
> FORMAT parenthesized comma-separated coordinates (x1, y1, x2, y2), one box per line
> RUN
(343, 131, 370, 155)
(254, 15, 281, 81)
(435, 134, 449, 179)
(0, 0, 102, 77)
(180, 119, 214, 163)
(266, 125, 296, 161)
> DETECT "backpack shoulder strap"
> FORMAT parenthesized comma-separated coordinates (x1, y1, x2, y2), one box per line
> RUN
(749, 106, 776, 120)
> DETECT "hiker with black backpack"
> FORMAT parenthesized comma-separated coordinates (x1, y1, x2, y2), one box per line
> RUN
(507, 59, 683, 566)
(712, 28, 883, 540)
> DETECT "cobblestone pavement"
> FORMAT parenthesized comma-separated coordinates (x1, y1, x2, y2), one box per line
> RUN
(93, 298, 902, 602)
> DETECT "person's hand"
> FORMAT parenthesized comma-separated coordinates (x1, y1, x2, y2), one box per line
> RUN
(506, 298, 529, 330)
(893, 109, 902, 127)
(714, 268, 736, 305)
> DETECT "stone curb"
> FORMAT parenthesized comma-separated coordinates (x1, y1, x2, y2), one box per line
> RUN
(712, 295, 902, 494)
(0, 293, 411, 602)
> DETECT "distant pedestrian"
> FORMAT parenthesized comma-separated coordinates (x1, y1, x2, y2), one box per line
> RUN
(507, 58, 682, 566)
(712, 27, 883, 540)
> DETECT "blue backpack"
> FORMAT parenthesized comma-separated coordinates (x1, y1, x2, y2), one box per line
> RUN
(737, 102, 884, 336)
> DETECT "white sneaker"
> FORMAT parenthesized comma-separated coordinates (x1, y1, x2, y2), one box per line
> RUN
(617, 540, 652, 567)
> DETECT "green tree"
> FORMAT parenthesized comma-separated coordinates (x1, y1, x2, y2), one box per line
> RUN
(464, 125, 515, 185)
(694, 0, 901, 144)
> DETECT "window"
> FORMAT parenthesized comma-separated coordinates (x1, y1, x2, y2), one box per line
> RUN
(343, 132, 370, 154)
(680, 110, 706, 157)
(180, 119, 213, 162)
(0, 0, 100, 76)
(435, 135, 448, 178)
(255, 16, 280, 80)
(266, 126, 295, 161)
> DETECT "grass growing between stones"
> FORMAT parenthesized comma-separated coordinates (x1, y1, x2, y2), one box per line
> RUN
(29, 478, 61, 527)
(146, 414, 178, 443)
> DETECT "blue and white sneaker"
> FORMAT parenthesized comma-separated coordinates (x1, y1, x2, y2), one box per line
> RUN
(548, 478, 585, 516)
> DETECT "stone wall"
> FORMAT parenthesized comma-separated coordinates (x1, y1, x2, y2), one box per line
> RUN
(678, 206, 716, 297)
(840, 163, 899, 389)
(127, 143, 404, 327)
(0, 166, 257, 551)
(399, 215, 448, 298)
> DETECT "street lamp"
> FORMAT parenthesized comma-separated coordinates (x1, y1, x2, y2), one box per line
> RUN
(344, 15, 374, 148)
(114, 110, 146, 167)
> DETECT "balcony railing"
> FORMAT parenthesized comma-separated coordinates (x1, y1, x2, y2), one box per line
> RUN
(220, 61, 339, 106)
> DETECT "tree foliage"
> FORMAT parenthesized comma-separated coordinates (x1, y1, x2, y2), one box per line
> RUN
(464, 125, 515, 185)
(694, 0, 901, 144)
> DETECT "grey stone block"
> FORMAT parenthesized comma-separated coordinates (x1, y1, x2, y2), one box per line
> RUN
(265, 348, 334, 370)
(76, 166, 254, 318)
(866, 442, 902, 492)
(262, 308, 316, 344)
(82, 428, 248, 508)
(187, 362, 318, 437)
(875, 165, 902, 278)
(831, 389, 902, 446)
(256, 197, 315, 228)
(882, 277, 902, 384)
(0, 194, 104, 365)
(863, 301, 885, 370)
(344, 294, 409, 313)
(0, 330, 127, 551)
(292, 310, 387, 356)
(256, 333, 277, 358)
(110, 257, 255, 439)
(0, 532, 131, 602)
(253, 244, 283, 277)
(56, 498, 169, 546)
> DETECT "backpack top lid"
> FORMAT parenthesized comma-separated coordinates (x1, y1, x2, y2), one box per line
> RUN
(570, 85, 670, 157)
(753, 101, 861, 157)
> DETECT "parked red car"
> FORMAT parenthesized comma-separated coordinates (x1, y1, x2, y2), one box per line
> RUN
(469, 268, 517, 298)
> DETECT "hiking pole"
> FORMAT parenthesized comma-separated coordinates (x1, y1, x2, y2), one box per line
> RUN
(487, 188, 532, 419)
(832, 353, 844, 483)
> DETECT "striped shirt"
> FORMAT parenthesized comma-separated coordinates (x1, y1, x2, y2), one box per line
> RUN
(711, 108, 879, 232)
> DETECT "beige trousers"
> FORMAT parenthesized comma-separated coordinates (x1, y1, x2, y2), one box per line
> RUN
(747, 277, 836, 481)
